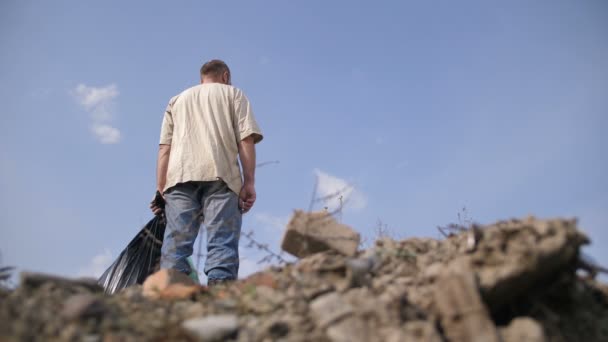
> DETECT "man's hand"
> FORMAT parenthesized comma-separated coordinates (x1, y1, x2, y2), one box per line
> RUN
(239, 182, 256, 213)
(237, 136, 256, 214)
(150, 191, 165, 216)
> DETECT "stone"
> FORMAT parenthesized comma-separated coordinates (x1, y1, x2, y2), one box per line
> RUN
(402, 321, 442, 342)
(241, 272, 278, 289)
(326, 316, 370, 342)
(182, 314, 239, 341)
(266, 320, 290, 339)
(1, 217, 605, 342)
(499, 317, 546, 342)
(471, 217, 589, 310)
(281, 210, 360, 258)
(20, 272, 103, 292)
(382, 321, 442, 342)
(434, 270, 500, 342)
(160, 283, 201, 300)
(61, 294, 105, 320)
(341, 256, 380, 289)
(142, 269, 197, 299)
(309, 292, 353, 328)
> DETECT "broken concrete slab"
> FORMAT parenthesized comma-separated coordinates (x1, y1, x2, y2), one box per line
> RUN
(142, 269, 198, 299)
(326, 316, 371, 342)
(281, 210, 360, 258)
(434, 271, 500, 342)
(309, 292, 354, 328)
(471, 217, 589, 309)
(499, 317, 546, 342)
(382, 321, 442, 342)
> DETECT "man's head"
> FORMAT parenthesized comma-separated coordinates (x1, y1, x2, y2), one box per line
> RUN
(200, 60, 231, 85)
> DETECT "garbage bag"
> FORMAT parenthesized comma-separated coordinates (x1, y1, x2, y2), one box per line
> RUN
(98, 215, 166, 294)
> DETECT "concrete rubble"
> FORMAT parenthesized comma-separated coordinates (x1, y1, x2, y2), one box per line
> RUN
(2, 215, 608, 341)
(281, 210, 361, 257)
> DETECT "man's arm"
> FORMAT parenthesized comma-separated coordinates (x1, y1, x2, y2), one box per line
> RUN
(156, 144, 171, 193)
(238, 136, 257, 213)
(151, 144, 171, 215)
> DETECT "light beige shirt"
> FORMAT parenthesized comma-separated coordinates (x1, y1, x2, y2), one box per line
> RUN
(159, 83, 263, 195)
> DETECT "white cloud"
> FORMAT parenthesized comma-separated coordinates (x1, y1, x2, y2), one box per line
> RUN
(254, 213, 289, 231)
(78, 249, 113, 278)
(71, 83, 121, 144)
(73, 84, 118, 111)
(91, 123, 121, 144)
(313, 169, 367, 212)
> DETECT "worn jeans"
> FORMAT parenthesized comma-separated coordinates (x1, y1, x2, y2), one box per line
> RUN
(161, 181, 242, 281)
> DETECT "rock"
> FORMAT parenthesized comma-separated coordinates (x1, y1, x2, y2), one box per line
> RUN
(434, 270, 500, 342)
(499, 317, 546, 342)
(266, 320, 290, 339)
(309, 292, 353, 328)
(117, 284, 144, 301)
(82, 334, 101, 342)
(20, 272, 103, 292)
(182, 314, 239, 341)
(382, 321, 442, 342)
(142, 269, 198, 299)
(160, 283, 201, 300)
(472, 217, 589, 310)
(1, 217, 606, 342)
(342, 256, 378, 289)
(241, 272, 278, 289)
(61, 293, 105, 320)
(326, 316, 370, 342)
(403, 321, 442, 342)
(281, 210, 360, 258)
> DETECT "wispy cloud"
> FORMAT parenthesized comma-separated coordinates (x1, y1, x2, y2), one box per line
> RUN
(78, 249, 112, 278)
(91, 123, 121, 144)
(71, 83, 121, 144)
(313, 169, 367, 212)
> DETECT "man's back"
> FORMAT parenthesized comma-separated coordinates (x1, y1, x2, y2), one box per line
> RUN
(160, 83, 261, 195)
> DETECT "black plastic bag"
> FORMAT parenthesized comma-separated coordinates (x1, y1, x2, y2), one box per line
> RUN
(97, 215, 166, 294)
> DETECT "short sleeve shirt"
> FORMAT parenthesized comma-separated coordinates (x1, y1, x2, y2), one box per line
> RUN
(159, 83, 263, 195)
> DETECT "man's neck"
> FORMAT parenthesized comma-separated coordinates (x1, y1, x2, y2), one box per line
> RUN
(201, 77, 222, 84)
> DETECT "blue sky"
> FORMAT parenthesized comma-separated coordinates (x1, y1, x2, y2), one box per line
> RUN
(1, 0, 607, 282)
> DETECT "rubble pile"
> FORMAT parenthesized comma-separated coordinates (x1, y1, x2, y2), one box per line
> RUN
(2, 214, 608, 341)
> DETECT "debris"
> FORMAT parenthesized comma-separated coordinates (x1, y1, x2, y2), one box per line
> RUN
(499, 317, 546, 342)
(1, 216, 607, 341)
(142, 269, 198, 300)
(182, 314, 239, 341)
(20, 272, 103, 293)
(61, 294, 105, 320)
(281, 210, 360, 257)
(434, 270, 500, 342)
(309, 292, 354, 328)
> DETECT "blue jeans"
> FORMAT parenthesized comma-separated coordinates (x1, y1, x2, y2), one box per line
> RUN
(161, 181, 242, 281)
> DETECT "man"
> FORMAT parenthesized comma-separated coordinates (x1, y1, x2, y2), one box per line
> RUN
(150, 60, 263, 285)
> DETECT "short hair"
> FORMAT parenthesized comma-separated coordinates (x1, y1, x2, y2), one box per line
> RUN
(200, 59, 230, 78)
